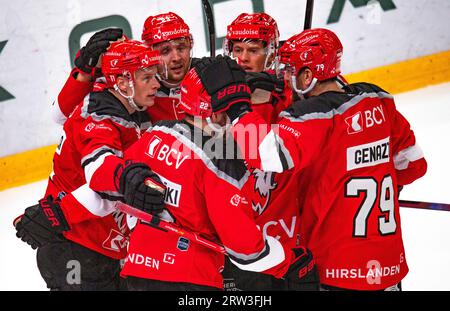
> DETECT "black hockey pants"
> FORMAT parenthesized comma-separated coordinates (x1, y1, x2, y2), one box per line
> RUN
(36, 238, 125, 290)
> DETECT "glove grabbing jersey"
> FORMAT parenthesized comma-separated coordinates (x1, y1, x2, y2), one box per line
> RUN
(194, 55, 252, 121)
(14, 195, 70, 249)
(114, 160, 166, 215)
(74, 28, 123, 75)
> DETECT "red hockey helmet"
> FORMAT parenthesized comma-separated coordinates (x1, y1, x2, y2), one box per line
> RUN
(178, 68, 213, 118)
(224, 12, 280, 70)
(141, 12, 192, 46)
(279, 28, 343, 82)
(224, 12, 279, 51)
(102, 39, 162, 88)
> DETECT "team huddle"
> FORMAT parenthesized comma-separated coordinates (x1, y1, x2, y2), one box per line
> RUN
(13, 11, 427, 291)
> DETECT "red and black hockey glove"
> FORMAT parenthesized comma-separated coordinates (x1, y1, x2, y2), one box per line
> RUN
(194, 55, 252, 122)
(283, 246, 320, 291)
(14, 195, 70, 249)
(74, 28, 123, 75)
(114, 161, 166, 215)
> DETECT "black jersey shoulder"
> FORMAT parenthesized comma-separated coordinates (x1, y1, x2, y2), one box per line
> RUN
(344, 82, 390, 95)
(285, 91, 352, 118)
(284, 82, 391, 119)
(85, 90, 150, 126)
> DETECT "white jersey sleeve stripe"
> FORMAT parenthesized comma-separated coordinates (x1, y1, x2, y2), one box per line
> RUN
(51, 98, 68, 125)
(71, 184, 117, 217)
(228, 236, 286, 273)
(394, 143, 424, 170)
(84, 153, 112, 184)
(259, 130, 283, 173)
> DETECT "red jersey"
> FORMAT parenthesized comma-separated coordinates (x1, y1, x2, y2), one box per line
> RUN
(244, 168, 301, 250)
(241, 82, 300, 251)
(233, 82, 427, 290)
(89, 120, 292, 288)
(48, 90, 151, 259)
(146, 85, 186, 122)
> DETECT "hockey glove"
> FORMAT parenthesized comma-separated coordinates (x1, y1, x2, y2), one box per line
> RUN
(246, 71, 278, 93)
(115, 161, 166, 215)
(74, 28, 123, 75)
(14, 195, 69, 249)
(194, 55, 251, 121)
(284, 246, 320, 291)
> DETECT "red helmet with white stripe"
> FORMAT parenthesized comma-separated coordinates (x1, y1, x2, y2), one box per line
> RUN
(224, 12, 279, 70)
(102, 39, 162, 88)
(225, 12, 279, 51)
(141, 12, 192, 46)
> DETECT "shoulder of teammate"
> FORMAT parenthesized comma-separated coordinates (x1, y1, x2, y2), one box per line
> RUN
(345, 82, 389, 95)
(346, 82, 427, 185)
(280, 93, 347, 120)
(74, 92, 136, 187)
(269, 95, 344, 170)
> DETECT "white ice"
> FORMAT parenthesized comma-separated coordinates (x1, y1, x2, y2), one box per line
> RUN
(1, 82, 449, 291)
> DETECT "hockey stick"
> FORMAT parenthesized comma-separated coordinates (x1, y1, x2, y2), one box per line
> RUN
(304, 0, 315, 30)
(116, 201, 226, 254)
(201, 0, 216, 57)
(399, 200, 450, 212)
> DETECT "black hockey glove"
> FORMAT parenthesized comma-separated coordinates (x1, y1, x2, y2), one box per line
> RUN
(74, 28, 123, 75)
(194, 55, 251, 122)
(283, 246, 320, 291)
(114, 161, 166, 215)
(246, 71, 278, 93)
(14, 196, 70, 249)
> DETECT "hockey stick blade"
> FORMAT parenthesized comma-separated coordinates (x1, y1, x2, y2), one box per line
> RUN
(201, 0, 216, 57)
(116, 201, 226, 254)
(399, 200, 450, 212)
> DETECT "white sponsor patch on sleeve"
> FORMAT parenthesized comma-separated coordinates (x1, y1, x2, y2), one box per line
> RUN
(158, 175, 182, 207)
(347, 137, 390, 171)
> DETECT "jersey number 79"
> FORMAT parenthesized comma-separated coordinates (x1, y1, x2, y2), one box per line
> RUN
(345, 175, 397, 237)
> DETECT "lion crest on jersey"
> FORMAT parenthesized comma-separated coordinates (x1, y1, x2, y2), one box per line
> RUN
(251, 169, 278, 215)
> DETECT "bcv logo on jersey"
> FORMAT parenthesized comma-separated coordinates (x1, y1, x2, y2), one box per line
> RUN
(345, 104, 386, 134)
(146, 135, 188, 169)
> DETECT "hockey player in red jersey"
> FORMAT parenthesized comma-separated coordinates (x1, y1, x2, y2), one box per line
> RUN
(224, 12, 291, 124)
(210, 28, 428, 291)
(85, 56, 319, 291)
(140, 12, 194, 121)
(14, 40, 166, 290)
(52, 12, 195, 126)
(221, 12, 303, 291)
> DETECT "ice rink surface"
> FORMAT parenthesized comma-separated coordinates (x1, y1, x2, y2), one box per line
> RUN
(1, 82, 449, 291)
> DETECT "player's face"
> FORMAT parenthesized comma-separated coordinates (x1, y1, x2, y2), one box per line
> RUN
(296, 68, 314, 91)
(153, 38, 192, 84)
(231, 40, 267, 72)
(132, 67, 161, 107)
